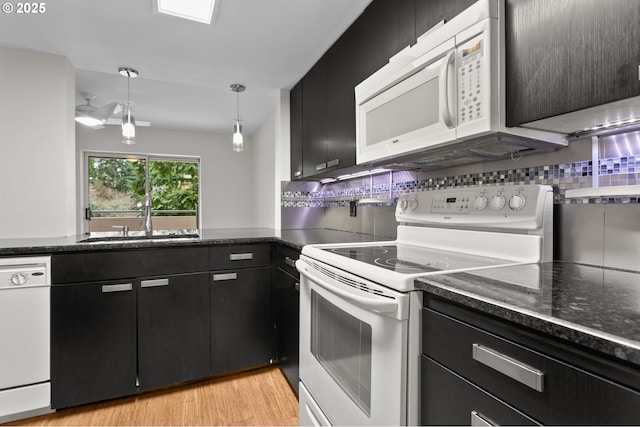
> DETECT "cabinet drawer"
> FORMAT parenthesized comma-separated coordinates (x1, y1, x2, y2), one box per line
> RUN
(421, 355, 538, 426)
(277, 245, 300, 279)
(210, 244, 271, 270)
(52, 247, 209, 284)
(423, 308, 640, 425)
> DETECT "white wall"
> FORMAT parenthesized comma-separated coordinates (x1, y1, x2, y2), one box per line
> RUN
(252, 110, 277, 228)
(0, 47, 76, 238)
(76, 125, 255, 231)
(250, 89, 290, 229)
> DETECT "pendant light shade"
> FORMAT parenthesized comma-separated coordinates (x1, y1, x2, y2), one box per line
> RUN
(119, 67, 138, 144)
(230, 84, 245, 152)
(122, 102, 136, 144)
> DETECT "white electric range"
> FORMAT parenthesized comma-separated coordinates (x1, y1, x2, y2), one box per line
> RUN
(296, 184, 553, 426)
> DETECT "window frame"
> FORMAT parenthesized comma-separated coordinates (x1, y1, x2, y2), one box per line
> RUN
(81, 151, 201, 234)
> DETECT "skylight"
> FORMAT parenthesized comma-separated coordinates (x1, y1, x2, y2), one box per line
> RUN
(153, 0, 217, 25)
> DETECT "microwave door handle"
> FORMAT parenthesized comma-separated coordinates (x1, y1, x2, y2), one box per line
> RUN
(439, 50, 456, 128)
(298, 266, 399, 314)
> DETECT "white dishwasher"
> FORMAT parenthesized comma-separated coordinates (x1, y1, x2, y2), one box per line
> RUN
(0, 256, 53, 423)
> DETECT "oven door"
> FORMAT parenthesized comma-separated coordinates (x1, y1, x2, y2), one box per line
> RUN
(297, 255, 409, 426)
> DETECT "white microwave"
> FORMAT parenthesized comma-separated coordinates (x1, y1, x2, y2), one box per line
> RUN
(355, 0, 566, 166)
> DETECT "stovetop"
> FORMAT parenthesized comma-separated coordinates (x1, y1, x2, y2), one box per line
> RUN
(322, 244, 514, 275)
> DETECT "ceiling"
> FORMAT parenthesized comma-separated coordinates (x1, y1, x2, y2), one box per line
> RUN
(0, 0, 372, 136)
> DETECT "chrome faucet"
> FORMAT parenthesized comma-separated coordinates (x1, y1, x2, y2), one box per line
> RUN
(142, 193, 153, 236)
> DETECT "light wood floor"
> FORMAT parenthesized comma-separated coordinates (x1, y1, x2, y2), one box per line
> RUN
(7, 367, 298, 426)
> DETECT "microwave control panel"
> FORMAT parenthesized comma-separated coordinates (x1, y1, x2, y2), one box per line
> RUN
(457, 33, 485, 125)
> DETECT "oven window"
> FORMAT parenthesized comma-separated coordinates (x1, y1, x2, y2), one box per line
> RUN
(311, 290, 372, 416)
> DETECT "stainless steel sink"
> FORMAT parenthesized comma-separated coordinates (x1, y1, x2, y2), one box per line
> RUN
(77, 233, 201, 244)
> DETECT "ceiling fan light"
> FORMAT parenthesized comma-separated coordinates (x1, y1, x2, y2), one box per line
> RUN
(75, 115, 103, 127)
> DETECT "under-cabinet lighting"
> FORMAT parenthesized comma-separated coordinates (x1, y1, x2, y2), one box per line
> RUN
(320, 178, 337, 184)
(154, 0, 217, 25)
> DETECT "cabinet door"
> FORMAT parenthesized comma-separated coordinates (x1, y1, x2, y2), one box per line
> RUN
(275, 269, 300, 395)
(290, 80, 304, 180)
(51, 281, 137, 408)
(302, 57, 327, 178)
(359, 0, 415, 80)
(210, 267, 275, 374)
(505, 0, 640, 126)
(137, 273, 210, 391)
(325, 22, 361, 173)
(414, 0, 477, 39)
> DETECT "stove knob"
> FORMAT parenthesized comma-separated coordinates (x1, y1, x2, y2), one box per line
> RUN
(399, 199, 409, 211)
(473, 196, 488, 211)
(509, 194, 526, 211)
(10, 273, 27, 286)
(409, 199, 418, 210)
(490, 195, 506, 211)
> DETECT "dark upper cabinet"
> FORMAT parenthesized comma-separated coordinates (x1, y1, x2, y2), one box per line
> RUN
(301, 57, 328, 178)
(290, 81, 303, 180)
(414, 0, 477, 38)
(505, 0, 640, 126)
(325, 22, 363, 174)
(359, 0, 415, 80)
(290, 0, 480, 179)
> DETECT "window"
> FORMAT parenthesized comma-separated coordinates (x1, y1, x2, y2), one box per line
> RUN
(86, 154, 199, 233)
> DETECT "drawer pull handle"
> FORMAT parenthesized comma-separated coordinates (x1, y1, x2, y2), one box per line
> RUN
(327, 158, 340, 168)
(229, 253, 253, 261)
(213, 273, 238, 281)
(471, 411, 494, 427)
(472, 344, 544, 392)
(294, 282, 300, 292)
(102, 283, 133, 293)
(140, 278, 169, 288)
(315, 162, 327, 171)
(285, 256, 297, 268)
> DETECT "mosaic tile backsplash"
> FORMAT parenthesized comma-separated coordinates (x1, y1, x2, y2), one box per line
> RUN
(281, 156, 640, 207)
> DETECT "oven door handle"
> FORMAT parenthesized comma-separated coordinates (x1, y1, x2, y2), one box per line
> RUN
(298, 267, 399, 314)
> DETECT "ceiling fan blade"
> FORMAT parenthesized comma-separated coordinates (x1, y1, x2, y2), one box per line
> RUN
(104, 117, 151, 127)
(91, 101, 122, 121)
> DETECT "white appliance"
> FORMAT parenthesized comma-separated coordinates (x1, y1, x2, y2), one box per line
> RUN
(296, 184, 553, 426)
(0, 257, 53, 424)
(355, 0, 566, 167)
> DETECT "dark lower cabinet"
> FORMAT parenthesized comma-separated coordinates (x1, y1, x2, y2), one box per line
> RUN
(51, 281, 137, 409)
(421, 356, 538, 426)
(210, 267, 275, 374)
(422, 296, 640, 425)
(137, 273, 211, 391)
(275, 268, 300, 395)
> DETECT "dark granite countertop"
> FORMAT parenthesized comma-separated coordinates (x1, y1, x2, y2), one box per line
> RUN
(0, 228, 383, 255)
(416, 262, 640, 366)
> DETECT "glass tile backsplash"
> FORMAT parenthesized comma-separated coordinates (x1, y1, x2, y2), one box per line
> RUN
(281, 156, 640, 207)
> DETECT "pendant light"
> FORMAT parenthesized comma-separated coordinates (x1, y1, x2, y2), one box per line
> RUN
(230, 83, 245, 152)
(119, 67, 138, 145)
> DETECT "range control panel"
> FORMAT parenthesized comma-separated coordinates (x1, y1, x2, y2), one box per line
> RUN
(396, 185, 553, 230)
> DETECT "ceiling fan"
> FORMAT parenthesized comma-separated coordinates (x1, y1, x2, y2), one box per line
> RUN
(75, 92, 150, 128)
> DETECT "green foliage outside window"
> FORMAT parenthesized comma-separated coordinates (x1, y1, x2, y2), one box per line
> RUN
(89, 156, 198, 216)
